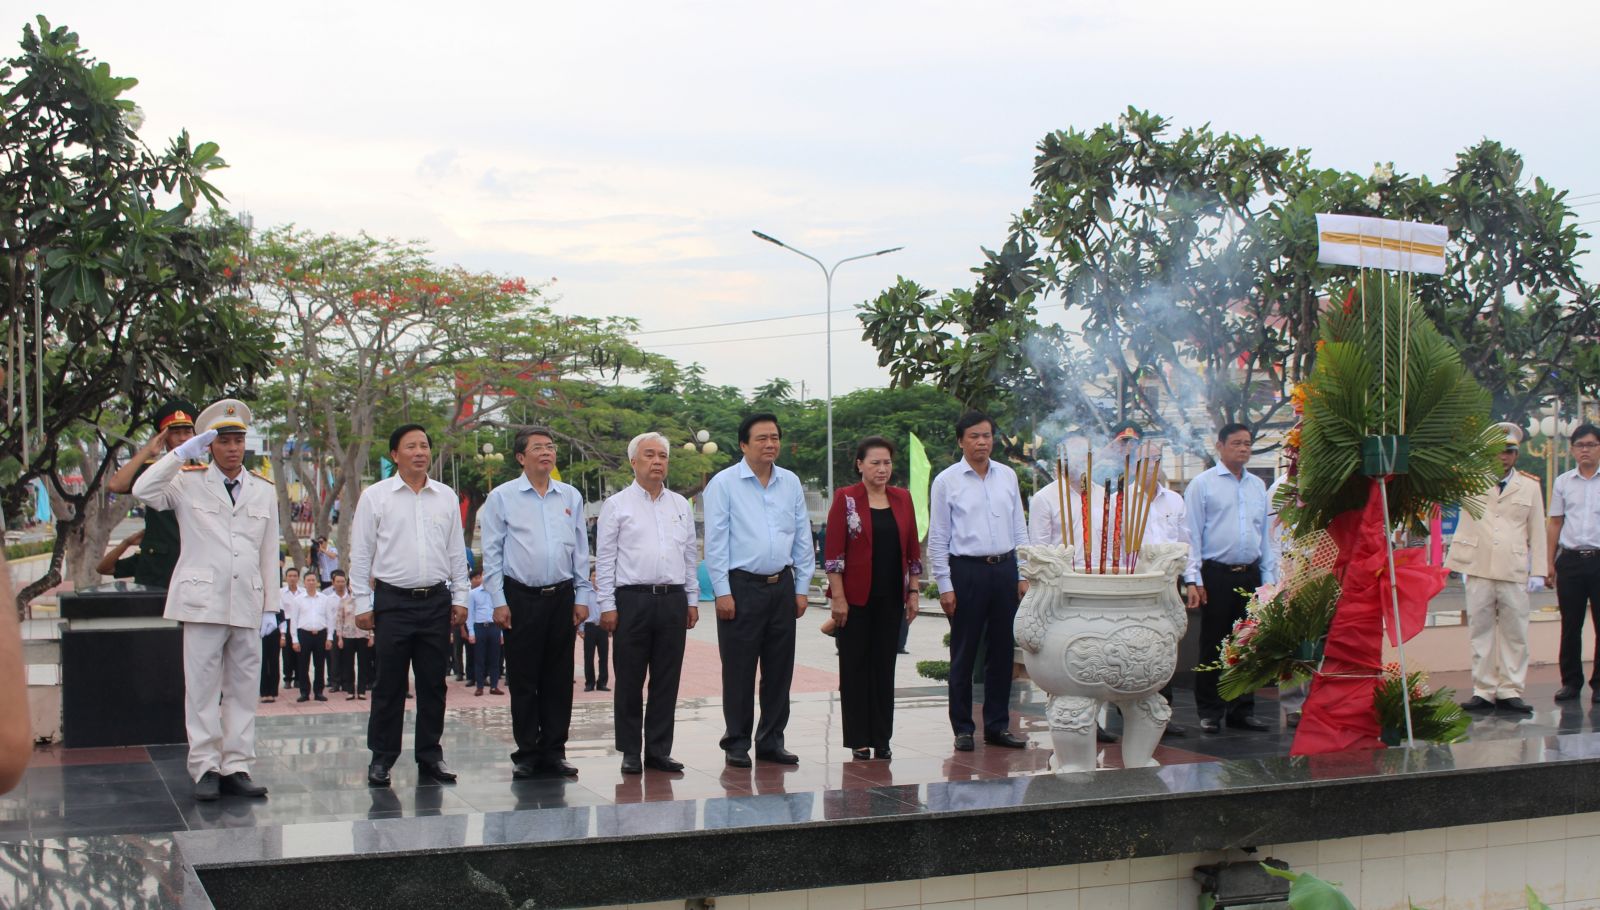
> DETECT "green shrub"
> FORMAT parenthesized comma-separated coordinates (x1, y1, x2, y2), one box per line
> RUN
(5, 538, 55, 561)
(917, 660, 951, 681)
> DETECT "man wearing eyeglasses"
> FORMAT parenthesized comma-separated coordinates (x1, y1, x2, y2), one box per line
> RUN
(479, 427, 594, 778)
(1549, 423, 1600, 703)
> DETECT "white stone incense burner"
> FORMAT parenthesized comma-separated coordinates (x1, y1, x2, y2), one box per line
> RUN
(1014, 543, 1190, 774)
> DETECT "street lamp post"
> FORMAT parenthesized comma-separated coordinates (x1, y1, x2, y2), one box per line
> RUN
(751, 230, 903, 501)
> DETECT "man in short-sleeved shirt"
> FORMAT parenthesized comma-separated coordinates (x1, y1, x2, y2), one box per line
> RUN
(1548, 423, 1600, 702)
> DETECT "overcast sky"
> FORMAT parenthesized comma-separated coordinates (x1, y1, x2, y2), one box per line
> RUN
(33, 1, 1600, 397)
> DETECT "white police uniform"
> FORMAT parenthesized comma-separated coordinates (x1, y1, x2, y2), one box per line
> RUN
(133, 399, 278, 789)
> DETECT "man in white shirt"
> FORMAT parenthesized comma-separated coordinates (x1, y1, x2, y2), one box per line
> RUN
(280, 567, 302, 690)
(1446, 423, 1546, 714)
(1548, 422, 1600, 703)
(131, 398, 277, 801)
(479, 426, 593, 779)
(350, 424, 471, 787)
(927, 411, 1030, 752)
(596, 432, 700, 775)
(289, 573, 335, 703)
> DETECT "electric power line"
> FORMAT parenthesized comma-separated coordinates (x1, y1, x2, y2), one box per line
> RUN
(648, 325, 860, 349)
(626, 306, 854, 337)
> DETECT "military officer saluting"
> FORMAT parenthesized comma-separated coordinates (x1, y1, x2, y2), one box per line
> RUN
(107, 398, 199, 588)
(132, 399, 280, 801)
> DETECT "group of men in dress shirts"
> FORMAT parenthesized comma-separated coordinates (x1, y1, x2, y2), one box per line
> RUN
(135, 392, 1600, 803)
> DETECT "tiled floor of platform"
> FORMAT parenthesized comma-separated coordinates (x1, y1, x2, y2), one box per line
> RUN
(4, 662, 1598, 844)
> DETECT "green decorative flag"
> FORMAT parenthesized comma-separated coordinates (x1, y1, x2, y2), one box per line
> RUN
(908, 431, 931, 538)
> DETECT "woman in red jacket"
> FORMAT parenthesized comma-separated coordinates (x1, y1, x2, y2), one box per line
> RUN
(824, 436, 923, 759)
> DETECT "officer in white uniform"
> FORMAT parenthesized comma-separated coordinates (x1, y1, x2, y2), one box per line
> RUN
(1445, 422, 1547, 714)
(133, 399, 278, 801)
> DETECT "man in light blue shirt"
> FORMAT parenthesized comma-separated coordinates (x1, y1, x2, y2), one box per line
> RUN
(480, 426, 594, 779)
(927, 411, 1030, 752)
(464, 567, 500, 695)
(1183, 423, 1278, 734)
(702, 413, 815, 767)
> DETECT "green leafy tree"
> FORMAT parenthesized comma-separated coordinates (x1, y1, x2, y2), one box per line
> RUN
(859, 108, 1597, 455)
(0, 19, 276, 610)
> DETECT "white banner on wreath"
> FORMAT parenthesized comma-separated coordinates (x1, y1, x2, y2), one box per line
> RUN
(1315, 213, 1448, 275)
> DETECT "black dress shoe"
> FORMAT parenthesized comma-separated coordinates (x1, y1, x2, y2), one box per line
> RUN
(1497, 697, 1535, 715)
(644, 756, 684, 772)
(296, 696, 310, 703)
(1096, 726, 1120, 743)
(583, 682, 595, 692)
(756, 748, 800, 765)
(314, 694, 327, 702)
(851, 748, 872, 760)
(725, 750, 752, 768)
(1228, 715, 1270, 732)
(367, 763, 392, 788)
(596, 684, 609, 692)
(417, 760, 458, 783)
(983, 731, 1027, 749)
(953, 733, 975, 752)
(620, 755, 643, 774)
(512, 762, 539, 780)
(1461, 695, 1496, 712)
(874, 747, 892, 760)
(194, 770, 221, 801)
(1199, 718, 1221, 734)
(1555, 685, 1581, 701)
(540, 759, 579, 777)
(1162, 723, 1188, 738)
(219, 772, 268, 798)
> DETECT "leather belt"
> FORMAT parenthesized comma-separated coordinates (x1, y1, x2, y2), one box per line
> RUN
(1203, 560, 1259, 574)
(1567, 549, 1600, 558)
(506, 577, 576, 597)
(730, 567, 790, 585)
(951, 551, 1015, 565)
(617, 584, 687, 595)
(374, 580, 448, 599)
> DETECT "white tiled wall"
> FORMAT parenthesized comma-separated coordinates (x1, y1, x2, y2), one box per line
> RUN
(582, 811, 1600, 910)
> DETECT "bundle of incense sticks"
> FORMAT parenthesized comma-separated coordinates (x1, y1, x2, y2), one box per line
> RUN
(1098, 480, 1111, 574)
(1124, 455, 1162, 572)
(1111, 477, 1124, 573)
(1080, 456, 1093, 570)
(1055, 457, 1070, 549)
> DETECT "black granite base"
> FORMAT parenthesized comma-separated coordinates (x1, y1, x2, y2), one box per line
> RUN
(183, 734, 1600, 910)
(62, 624, 185, 748)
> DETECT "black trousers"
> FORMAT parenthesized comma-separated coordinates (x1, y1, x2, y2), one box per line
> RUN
(260, 634, 280, 698)
(280, 613, 297, 687)
(717, 568, 797, 754)
(338, 638, 373, 695)
(1195, 561, 1262, 721)
(328, 637, 343, 691)
(947, 555, 1019, 736)
(450, 626, 469, 679)
(472, 623, 503, 688)
(838, 595, 902, 749)
(1555, 550, 1600, 688)
(503, 579, 577, 766)
(297, 629, 328, 697)
(367, 587, 451, 767)
(612, 589, 688, 759)
(583, 624, 610, 687)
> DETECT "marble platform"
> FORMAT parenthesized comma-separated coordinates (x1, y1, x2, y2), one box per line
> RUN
(2, 668, 1598, 908)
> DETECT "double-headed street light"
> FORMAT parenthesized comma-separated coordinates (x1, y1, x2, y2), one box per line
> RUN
(751, 231, 903, 501)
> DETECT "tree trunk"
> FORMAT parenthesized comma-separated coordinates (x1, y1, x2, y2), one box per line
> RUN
(271, 440, 307, 573)
(47, 442, 127, 591)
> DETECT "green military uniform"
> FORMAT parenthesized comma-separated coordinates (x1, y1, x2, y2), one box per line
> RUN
(132, 399, 199, 588)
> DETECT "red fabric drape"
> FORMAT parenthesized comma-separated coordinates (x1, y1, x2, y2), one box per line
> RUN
(1290, 479, 1445, 755)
